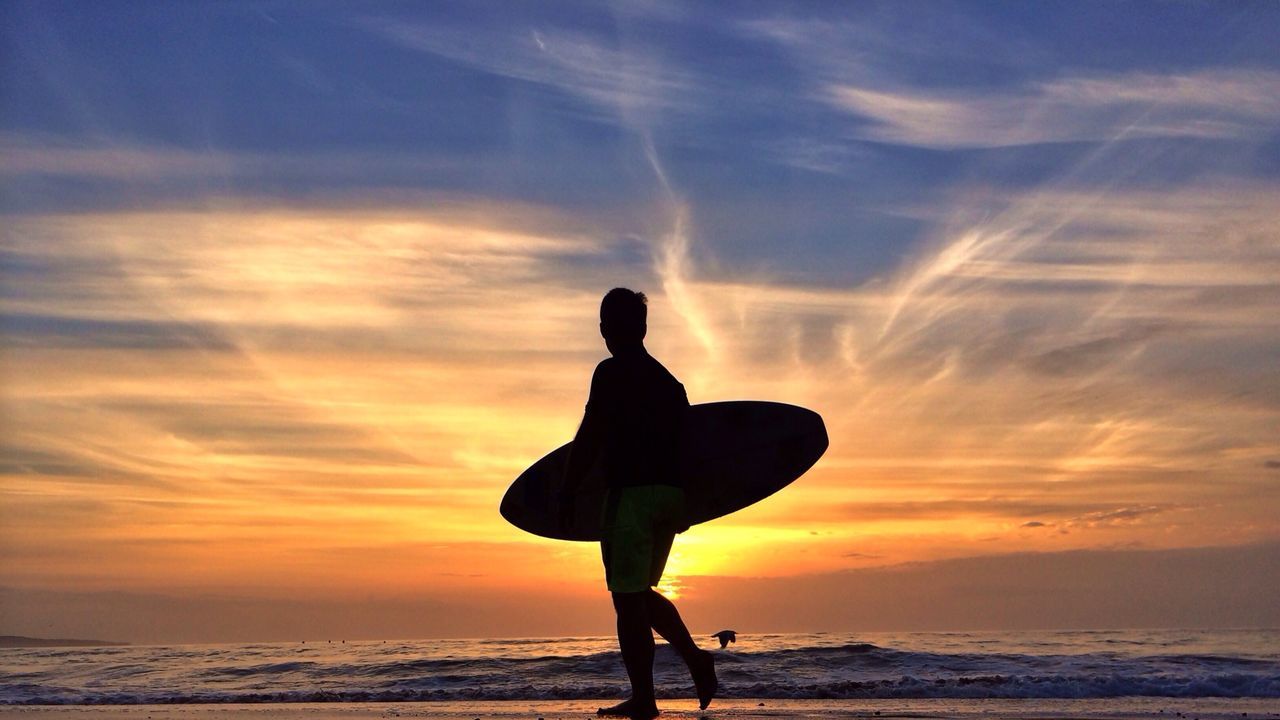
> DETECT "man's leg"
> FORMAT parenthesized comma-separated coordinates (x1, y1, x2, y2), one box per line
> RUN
(641, 488, 717, 710)
(599, 486, 661, 719)
(644, 589, 696, 657)
(646, 590, 717, 709)
(599, 591, 657, 720)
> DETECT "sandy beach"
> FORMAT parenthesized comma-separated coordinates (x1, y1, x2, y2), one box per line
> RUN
(3, 699, 1280, 720)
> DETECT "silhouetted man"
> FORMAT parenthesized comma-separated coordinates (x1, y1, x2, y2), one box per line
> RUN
(562, 288, 716, 720)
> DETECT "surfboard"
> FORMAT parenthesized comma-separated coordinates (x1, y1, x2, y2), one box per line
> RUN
(500, 401, 828, 541)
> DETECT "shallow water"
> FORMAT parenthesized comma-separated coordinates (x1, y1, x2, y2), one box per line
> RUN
(2, 629, 1278, 704)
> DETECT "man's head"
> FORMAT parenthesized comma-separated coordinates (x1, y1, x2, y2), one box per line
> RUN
(600, 287, 647, 352)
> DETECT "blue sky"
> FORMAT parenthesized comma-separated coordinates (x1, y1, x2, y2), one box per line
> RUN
(2, 1, 1279, 640)
(8, 1, 1277, 278)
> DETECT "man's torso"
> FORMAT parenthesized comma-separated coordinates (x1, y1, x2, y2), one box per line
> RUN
(586, 351, 688, 489)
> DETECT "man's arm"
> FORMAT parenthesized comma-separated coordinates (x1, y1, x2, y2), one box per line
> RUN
(558, 406, 602, 535)
(563, 408, 603, 494)
(559, 362, 610, 531)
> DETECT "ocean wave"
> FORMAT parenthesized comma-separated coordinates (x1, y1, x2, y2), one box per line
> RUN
(4, 631, 1279, 704)
(5, 671, 1280, 704)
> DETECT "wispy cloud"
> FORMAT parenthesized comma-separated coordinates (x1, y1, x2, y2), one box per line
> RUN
(742, 13, 1280, 149)
(650, 177, 1280, 570)
(0, 134, 469, 182)
(828, 70, 1280, 148)
(1, 137, 231, 179)
(358, 12, 721, 372)
(359, 17, 700, 126)
(1, 203, 645, 594)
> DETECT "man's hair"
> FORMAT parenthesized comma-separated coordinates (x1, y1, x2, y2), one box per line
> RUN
(600, 287, 647, 340)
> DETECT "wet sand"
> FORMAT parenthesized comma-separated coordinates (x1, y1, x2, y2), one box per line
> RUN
(2, 699, 1279, 720)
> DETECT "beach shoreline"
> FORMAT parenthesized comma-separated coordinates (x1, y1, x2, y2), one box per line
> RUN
(3, 699, 1279, 720)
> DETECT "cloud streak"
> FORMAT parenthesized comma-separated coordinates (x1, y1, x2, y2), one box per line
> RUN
(359, 15, 700, 127)
(828, 70, 1280, 148)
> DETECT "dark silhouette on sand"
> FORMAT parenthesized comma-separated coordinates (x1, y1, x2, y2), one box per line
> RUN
(562, 288, 717, 720)
(712, 630, 737, 649)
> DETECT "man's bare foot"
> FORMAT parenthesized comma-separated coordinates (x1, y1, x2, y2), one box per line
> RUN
(691, 649, 717, 710)
(596, 697, 659, 720)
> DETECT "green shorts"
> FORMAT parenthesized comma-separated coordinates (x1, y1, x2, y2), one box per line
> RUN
(600, 484, 686, 593)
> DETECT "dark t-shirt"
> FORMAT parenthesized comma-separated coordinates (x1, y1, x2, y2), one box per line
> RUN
(584, 350, 689, 489)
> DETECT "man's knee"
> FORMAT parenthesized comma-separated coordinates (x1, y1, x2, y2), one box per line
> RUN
(643, 587, 668, 609)
(612, 590, 648, 614)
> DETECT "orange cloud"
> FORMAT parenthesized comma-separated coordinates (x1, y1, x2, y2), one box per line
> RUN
(2, 182, 1278, 615)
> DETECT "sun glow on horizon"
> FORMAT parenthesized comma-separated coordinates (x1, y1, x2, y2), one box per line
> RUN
(4, 190, 1279, 609)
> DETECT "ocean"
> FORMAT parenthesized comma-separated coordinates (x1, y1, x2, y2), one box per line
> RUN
(2, 629, 1278, 705)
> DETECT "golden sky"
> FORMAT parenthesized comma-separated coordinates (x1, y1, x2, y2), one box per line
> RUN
(3, 1, 1280, 642)
(4, 182, 1278, 622)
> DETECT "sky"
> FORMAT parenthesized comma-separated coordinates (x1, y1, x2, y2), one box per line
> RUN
(2, 1, 1279, 643)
